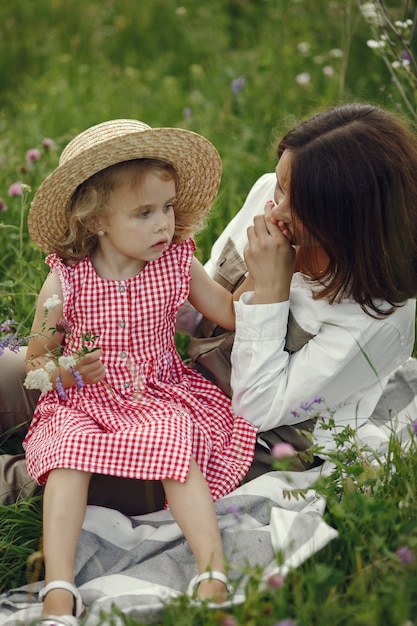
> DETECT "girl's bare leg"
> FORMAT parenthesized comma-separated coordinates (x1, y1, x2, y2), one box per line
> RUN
(162, 457, 228, 602)
(41, 468, 91, 616)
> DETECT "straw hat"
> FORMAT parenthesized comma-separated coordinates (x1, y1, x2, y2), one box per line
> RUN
(28, 119, 222, 254)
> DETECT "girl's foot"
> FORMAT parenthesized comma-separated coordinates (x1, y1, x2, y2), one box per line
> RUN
(42, 588, 75, 616)
(187, 570, 242, 607)
(38, 581, 84, 623)
(197, 577, 229, 603)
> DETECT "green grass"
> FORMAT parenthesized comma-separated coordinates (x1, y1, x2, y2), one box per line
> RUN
(1, 0, 417, 624)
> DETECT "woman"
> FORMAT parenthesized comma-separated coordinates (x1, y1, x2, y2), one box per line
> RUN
(231, 103, 417, 457)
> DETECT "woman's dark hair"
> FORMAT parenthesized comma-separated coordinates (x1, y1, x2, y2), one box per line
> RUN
(278, 103, 417, 317)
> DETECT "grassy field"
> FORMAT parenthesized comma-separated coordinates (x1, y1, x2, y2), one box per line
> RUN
(1, 1, 417, 624)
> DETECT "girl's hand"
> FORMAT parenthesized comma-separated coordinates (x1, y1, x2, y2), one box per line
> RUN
(244, 201, 295, 304)
(75, 349, 106, 385)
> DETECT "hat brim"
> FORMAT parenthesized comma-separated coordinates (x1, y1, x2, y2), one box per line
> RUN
(28, 125, 222, 254)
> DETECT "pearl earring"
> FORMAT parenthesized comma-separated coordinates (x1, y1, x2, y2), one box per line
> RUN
(97, 230, 105, 237)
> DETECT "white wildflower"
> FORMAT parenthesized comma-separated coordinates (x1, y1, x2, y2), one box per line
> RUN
(295, 72, 311, 85)
(297, 41, 311, 55)
(360, 2, 378, 20)
(58, 355, 77, 370)
(360, 2, 384, 26)
(323, 65, 335, 77)
(366, 39, 385, 49)
(44, 359, 56, 373)
(394, 20, 409, 30)
(360, 3, 376, 15)
(24, 369, 53, 393)
(43, 294, 62, 310)
(329, 48, 344, 58)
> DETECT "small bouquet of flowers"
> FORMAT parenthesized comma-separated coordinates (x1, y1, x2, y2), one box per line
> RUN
(1, 294, 99, 400)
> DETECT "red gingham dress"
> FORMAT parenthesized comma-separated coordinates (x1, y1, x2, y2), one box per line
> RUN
(23, 239, 257, 501)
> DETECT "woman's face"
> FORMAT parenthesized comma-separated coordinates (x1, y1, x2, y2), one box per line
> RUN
(272, 149, 309, 246)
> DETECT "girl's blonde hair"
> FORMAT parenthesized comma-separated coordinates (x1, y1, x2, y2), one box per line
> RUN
(57, 159, 178, 263)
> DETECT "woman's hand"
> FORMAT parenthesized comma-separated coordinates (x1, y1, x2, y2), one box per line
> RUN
(244, 201, 295, 304)
(75, 349, 106, 385)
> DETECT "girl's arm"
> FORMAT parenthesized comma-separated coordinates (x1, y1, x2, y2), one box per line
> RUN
(26, 270, 66, 376)
(26, 270, 105, 388)
(188, 257, 253, 330)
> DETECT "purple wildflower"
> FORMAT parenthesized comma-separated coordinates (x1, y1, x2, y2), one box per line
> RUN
(290, 409, 300, 419)
(271, 442, 295, 459)
(227, 505, 242, 524)
(55, 317, 72, 334)
(1, 319, 16, 333)
(300, 396, 323, 412)
(182, 107, 192, 120)
(55, 374, 68, 401)
(8, 182, 23, 197)
(26, 148, 41, 163)
(0, 197, 7, 212)
(70, 367, 84, 391)
(231, 76, 245, 95)
(0, 337, 9, 357)
(220, 617, 237, 626)
(311, 396, 323, 404)
(8, 336, 25, 352)
(396, 545, 415, 566)
(273, 621, 297, 626)
(401, 50, 412, 62)
(411, 420, 417, 436)
(0, 334, 25, 356)
(42, 138, 54, 150)
(267, 573, 285, 589)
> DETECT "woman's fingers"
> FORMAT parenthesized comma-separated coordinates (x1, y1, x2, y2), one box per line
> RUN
(243, 204, 296, 303)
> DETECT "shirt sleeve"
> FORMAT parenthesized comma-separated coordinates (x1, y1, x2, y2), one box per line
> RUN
(231, 292, 412, 433)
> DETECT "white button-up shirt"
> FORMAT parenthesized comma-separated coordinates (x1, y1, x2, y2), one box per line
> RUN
(183, 173, 416, 455)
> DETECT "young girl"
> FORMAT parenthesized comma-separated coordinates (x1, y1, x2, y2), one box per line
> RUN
(23, 119, 257, 623)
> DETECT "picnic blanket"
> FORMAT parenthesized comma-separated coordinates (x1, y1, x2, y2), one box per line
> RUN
(1, 357, 416, 625)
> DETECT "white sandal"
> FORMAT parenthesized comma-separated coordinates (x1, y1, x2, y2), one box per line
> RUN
(36, 580, 84, 626)
(186, 570, 245, 608)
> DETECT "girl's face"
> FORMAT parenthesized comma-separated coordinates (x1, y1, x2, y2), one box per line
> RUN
(97, 169, 176, 275)
(271, 149, 309, 246)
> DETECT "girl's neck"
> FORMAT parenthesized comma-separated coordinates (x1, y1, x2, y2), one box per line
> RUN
(91, 249, 146, 280)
